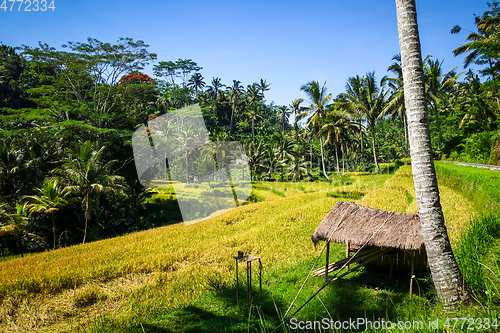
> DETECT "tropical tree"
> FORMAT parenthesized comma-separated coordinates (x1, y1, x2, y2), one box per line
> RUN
(245, 141, 266, 180)
(256, 79, 271, 99)
(395, 0, 473, 310)
(278, 105, 292, 133)
(245, 84, 264, 142)
(54, 141, 124, 244)
(228, 80, 244, 133)
(423, 57, 461, 148)
(318, 110, 357, 179)
(451, 1, 500, 80)
(283, 147, 310, 182)
(341, 73, 388, 174)
(455, 69, 496, 132)
(298, 81, 332, 180)
(24, 179, 72, 250)
(211, 77, 224, 100)
(383, 54, 410, 162)
(188, 72, 206, 99)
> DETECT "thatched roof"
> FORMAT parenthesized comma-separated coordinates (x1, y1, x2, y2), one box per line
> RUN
(311, 202, 423, 250)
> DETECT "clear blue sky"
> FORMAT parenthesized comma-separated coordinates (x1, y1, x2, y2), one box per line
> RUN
(0, 0, 489, 107)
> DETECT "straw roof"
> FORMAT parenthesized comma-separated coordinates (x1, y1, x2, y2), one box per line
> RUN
(311, 202, 423, 250)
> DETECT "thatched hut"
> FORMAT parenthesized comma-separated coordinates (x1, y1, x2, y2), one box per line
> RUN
(311, 202, 427, 293)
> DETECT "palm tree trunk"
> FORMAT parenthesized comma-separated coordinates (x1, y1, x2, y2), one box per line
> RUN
(94, 192, 101, 239)
(185, 152, 189, 184)
(83, 192, 90, 244)
(310, 141, 313, 174)
(319, 137, 329, 180)
(403, 112, 409, 164)
(396, 0, 473, 310)
(433, 103, 445, 147)
(370, 125, 382, 174)
(334, 142, 343, 181)
(341, 144, 345, 173)
(252, 117, 255, 142)
(52, 214, 56, 250)
(359, 120, 366, 171)
(230, 105, 235, 133)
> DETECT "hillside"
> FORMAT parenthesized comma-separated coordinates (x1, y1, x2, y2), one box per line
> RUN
(0, 164, 496, 332)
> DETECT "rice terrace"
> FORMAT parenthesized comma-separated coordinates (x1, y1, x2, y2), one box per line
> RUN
(2, 0, 500, 332)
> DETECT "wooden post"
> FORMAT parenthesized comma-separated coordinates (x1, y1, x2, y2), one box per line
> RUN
(325, 241, 330, 284)
(247, 260, 252, 303)
(346, 241, 350, 270)
(409, 255, 414, 297)
(235, 258, 239, 304)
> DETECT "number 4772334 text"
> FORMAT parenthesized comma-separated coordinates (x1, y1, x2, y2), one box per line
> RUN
(1, 0, 55, 11)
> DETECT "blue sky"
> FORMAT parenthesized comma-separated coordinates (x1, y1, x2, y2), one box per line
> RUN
(0, 0, 489, 107)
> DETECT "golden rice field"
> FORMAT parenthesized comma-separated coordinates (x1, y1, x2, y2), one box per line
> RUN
(0, 166, 477, 332)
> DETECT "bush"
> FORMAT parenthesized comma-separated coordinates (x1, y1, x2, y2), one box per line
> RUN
(460, 131, 498, 164)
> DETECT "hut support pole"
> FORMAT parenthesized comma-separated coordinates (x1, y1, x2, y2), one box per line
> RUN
(409, 255, 414, 297)
(325, 242, 330, 283)
(247, 260, 252, 303)
(346, 241, 350, 270)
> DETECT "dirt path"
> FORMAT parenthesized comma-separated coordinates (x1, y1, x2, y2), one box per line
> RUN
(440, 161, 500, 171)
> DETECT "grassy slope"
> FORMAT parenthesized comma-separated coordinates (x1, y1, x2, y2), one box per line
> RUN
(0, 165, 495, 332)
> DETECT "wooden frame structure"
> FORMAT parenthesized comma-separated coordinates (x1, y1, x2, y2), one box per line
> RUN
(311, 202, 428, 295)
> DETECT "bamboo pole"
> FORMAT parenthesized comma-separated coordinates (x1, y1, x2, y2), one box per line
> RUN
(324, 242, 330, 283)
(410, 255, 414, 297)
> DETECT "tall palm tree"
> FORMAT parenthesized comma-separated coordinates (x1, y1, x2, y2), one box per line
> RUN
(211, 77, 224, 100)
(298, 81, 332, 180)
(54, 141, 124, 244)
(451, 2, 500, 80)
(278, 105, 291, 133)
(245, 141, 266, 181)
(340, 73, 387, 174)
(396, 0, 473, 310)
(228, 80, 244, 133)
(283, 149, 310, 182)
(245, 84, 264, 142)
(318, 110, 358, 179)
(24, 179, 73, 250)
(455, 69, 495, 131)
(383, 54, 410, 163)
(256, 79, 271, 99)
(423, 57, 461, 147)
(188, 72, 206, 99)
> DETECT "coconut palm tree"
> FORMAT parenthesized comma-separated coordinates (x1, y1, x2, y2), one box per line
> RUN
(395, 0, 473, 310)
(451, 2, 500, 80)
(228, 80, 244, 133)
(211, 77, 224, 100)
(245, 141, 266, 181)
(298, 81, 332, 180)
(423, 57, 461, 148)
(318, 110, 358, 179)
(256, 79, 271, 99)
(54, 141, 124, 244)
(283, 147, 309, 182)
(24, 179, 73, 250)
(278, 105, 291, 133)
(340, 73, 388, 174)
(245, 84, 264, 142)
(188, 72, 206, 99)
(383, 54, 410, 163)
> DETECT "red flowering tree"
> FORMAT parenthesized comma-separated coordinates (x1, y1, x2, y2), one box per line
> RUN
(119, 71, 154, 86)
